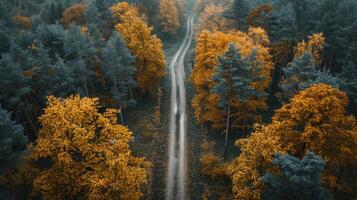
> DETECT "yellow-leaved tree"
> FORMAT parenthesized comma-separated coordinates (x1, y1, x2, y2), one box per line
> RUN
(159, 0, 180, 35)
(294, 32, 325, 66)
(111, 2, 166, 94)
(62, 3, 87, 28)
(191, 29, 273, 131)
(30, 96, 150, 200)
(228, 84, 357, 199)
(196, 4, 233, 34)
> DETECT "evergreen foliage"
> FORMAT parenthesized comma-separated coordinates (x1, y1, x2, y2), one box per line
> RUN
(0, 106, 27, 171)
(263, 152, 333, 200)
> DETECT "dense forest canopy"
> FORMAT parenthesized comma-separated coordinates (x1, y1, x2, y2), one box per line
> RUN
(0, 0, 356, 199)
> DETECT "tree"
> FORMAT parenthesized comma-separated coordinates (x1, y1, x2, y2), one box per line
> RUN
(229, 84, 357, 199)
(227, 124, 283, 200)
(246, 4, 272, 28)
(0, 53, 34, 131)
(212, 44, 266, 157)
(111, 2, 166, 94)
(30, 96, 150, 200)
(263, 152, 333, 200)
(39, 0, 64, 24)
(159, 0, 180, 35)
(12, 15, 31, 29)
(273, 84, 357, 197)
(196, 5, 233, 34)
(280, 52, 340, 100)
(101, 32, 136, 123)
(279, 52, 318, 100)
(294, 32, 325, 67)
(61, 3, 87, 28)
(0, 106, 27, 172)
(339, 62, 357, 104)
(63, 25, 95, 96)
(199, 139, 227, 178)
(223, 0, 249, 30)
(191, 30, 272, 131)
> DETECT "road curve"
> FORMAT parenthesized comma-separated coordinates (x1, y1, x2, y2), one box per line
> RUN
(166, 15, 195, 200)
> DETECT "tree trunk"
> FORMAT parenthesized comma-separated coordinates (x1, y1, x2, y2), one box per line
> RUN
(223, 104, 231, 159)
(83, 80, 89, 97)
(129, 86, 134, 101)
(119, 106, 124, 125)
(90, 80, 96, 96)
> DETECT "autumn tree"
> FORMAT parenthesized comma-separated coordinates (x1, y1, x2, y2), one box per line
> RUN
(227, 124, 283, 200)
(199, 139, 227, 178)
(196, 5, 233, 34)
(246, 4, 272, 28)
(61, 3, 87, 28)
(294, 32, 325, 67)
(111, 2, 166, 94)
(212, 44, 266, 157)
(229, 84, 357, 199)
(191, 30, 272, 131)
(12, 15, 31, 29)
(159, 0, 180, 35)
(30, 96, 150, 200)
(263, 152, 333, 200)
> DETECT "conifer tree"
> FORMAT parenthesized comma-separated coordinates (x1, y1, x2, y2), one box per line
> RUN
(263, 152, 333, 200)
(212, 44, 265, 157)
(280, 52, 340, 100)
(223, 0, 249, 30)
(101, 32, 136, 123)
(339, 63, 357, 104)
(0, 106, 27, 172)
(280, 52, 317, 100)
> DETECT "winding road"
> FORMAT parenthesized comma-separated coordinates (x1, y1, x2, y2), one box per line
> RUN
(166, 15, 195, 200)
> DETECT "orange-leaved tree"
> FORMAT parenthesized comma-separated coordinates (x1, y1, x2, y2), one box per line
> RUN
(62, 3, 87, 28)
(111, 2, 166, 94)
(30, 96, 150, 200)
(294, 32, 325, 66)
(196, 4, 233, 35)
(191, 29, 273, 132)
(159, 0, 180, 35)
(228, 84, 357, 199)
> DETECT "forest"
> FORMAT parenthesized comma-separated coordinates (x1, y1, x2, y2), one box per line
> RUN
(0, 0, 356, 199)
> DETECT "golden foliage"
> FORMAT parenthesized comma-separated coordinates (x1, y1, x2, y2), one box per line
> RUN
(228, 84, 357, 199)
(159, 0, 180, 35)
(294, 32, 325, 66)
(111, 2, 166, 94)
(30, 96, 150, 200)
(196, 5, 233, 34)
(228, 125, 283, 200)
(246, 4, 272, 27)
(191, 30, 273, 129)
(199, 140, 227, 178)
(61, 4, 87, 28)
(248, 27, 270, 46)
(12, 15, 31, 29)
